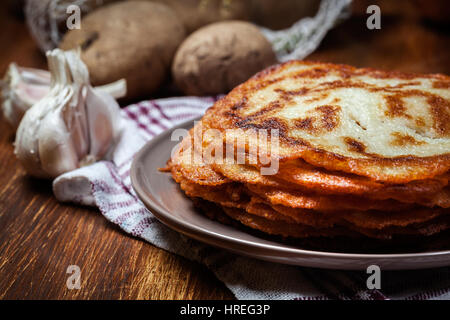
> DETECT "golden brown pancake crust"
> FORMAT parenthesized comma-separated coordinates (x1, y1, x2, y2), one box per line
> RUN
(201, 60, 450, 183)
(169, 163, 450, 239)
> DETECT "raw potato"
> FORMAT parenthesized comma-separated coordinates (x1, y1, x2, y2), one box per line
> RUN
(135, 0, 252, 34)
(60, 1, 185, 99)
(172, 21, 277, 96)
(135, 0, 319, 32)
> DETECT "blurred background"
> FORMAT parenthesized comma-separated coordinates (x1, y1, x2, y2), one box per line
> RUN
(1, 0, 449, 102)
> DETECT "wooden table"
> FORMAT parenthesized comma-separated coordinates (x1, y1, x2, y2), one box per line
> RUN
(0, 1, 448, 299)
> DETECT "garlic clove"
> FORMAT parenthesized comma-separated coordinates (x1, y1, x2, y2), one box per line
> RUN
(14, 86, 61, 178)
(85, 86, 120, 161)
(15, 79, 50, 108)
(61, 88, 89, 162)
(38, 108, 79, 177)
(1, 63, 50, 128)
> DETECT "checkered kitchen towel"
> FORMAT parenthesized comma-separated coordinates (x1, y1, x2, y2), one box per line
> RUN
(53, 97, 450, 300)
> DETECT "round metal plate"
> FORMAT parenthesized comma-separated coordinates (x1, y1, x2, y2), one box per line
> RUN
(131, 118, 450, 270)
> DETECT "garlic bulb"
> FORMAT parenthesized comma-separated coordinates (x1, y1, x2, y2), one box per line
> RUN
(1, 64, 50, 128)
(14, 49, 123, 179)
(1, 63, 126, 129)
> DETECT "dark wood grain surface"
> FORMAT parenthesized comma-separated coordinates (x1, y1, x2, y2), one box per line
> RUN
(0, 1, 449, 299)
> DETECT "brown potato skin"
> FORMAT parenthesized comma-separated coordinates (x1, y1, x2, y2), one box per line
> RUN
(60, 1, 186, 100)
(172, 21, 277, 96)
(136, 0, 320, 32)
(148, 0, 252, 34)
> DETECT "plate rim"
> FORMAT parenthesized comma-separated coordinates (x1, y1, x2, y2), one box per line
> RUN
(130, 117, 450, 267)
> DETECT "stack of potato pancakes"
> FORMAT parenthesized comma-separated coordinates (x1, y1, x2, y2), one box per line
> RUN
(164, 61, 450, 241)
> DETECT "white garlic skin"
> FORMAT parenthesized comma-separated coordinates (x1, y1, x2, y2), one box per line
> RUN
(1, 63, 126, 129)
(14, 49, 124, 179)
(1, 63, 50, 129)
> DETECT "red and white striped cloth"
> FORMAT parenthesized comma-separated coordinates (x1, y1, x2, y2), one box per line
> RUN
(53, 97, 450, 300)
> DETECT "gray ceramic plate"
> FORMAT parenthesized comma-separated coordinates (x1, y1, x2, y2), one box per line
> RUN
(131, 118, 450, 270)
